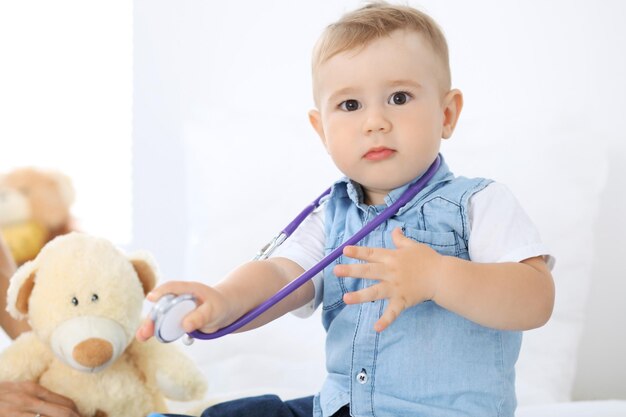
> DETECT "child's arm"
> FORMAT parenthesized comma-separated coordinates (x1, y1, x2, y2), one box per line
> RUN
(136, 257, 312, 340)
(336, 227, 554, 332)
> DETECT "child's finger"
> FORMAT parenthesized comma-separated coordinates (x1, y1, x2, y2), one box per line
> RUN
(343, 284, 385, 305)
(334, 262, 386, 280)
(342, 245, 391, 262)
(135, 318, 155, 341)
(374, 300, 404, 332)
(181, 302, 219, 334)
(391, 227, 413, 249)
(181, 309, 203, 333)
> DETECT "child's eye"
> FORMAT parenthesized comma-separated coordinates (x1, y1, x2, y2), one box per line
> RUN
(388, 91, 412, 105)
(339, 99, 361, 112)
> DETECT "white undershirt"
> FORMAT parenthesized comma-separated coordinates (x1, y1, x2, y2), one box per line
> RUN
(271, 182, 554, 318)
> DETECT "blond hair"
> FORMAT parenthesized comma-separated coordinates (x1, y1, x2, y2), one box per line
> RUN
(312, 2, 451, 98)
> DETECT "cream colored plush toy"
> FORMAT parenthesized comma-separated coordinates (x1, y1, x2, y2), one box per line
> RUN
(0, 167, 75, 265)
(0, 233, 207, 417)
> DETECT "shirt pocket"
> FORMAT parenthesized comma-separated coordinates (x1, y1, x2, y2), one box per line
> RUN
(400, 226, 461, 257)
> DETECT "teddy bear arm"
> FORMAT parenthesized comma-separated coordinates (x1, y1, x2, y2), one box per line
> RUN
(154, 350, 208, 401)
(128, 339, 207, 401)
(0, 332, 52, 381)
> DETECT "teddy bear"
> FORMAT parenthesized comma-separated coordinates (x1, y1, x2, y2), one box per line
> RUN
(0, 167, 75, 265)
(0, 232, 207, 417)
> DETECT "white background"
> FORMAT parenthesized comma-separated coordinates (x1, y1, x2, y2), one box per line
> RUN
(0, 1, 132, 242)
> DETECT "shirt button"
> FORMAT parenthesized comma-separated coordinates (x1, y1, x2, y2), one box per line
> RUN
(356, 368, 368, 384)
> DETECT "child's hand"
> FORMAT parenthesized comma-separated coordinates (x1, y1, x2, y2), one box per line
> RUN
(135, 281, 234, 342)
(334, 227, 443, 332)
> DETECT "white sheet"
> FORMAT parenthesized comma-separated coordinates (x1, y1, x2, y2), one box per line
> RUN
(517, 400, 626, 417)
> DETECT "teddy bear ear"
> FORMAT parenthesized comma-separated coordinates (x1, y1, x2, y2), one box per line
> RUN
(48, 170, 75, 207)
(6, 259, 38, 320)
(128, 251, 158, 295)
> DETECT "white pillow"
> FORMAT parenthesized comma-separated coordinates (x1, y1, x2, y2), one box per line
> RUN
(517, 400, 626, 417)
(514, 159, 606, 404)
(445, 126, 608, 405)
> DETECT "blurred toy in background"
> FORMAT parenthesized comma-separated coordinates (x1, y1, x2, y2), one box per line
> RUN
(0, 167, 75, 265)
(0, 233, 207, 417)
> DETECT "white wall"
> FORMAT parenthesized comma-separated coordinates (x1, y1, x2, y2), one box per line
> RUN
(0, 1, 132, 243)
(132, 0, 626, 402)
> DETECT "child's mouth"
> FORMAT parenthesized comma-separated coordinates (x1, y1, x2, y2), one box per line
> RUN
(364, 147, 395, 161)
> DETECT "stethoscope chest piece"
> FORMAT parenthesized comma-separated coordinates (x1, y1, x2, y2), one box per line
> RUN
(150, 294, 197, 344)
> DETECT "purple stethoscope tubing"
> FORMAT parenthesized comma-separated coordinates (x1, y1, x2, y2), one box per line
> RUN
(282, 186, 331, 236)
(188, 155, 441, 340)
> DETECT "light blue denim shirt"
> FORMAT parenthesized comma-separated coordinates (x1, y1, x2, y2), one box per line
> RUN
(313, 156, 522, 417)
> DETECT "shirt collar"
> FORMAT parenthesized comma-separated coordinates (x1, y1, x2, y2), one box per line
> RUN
(328, 154, 452, 214)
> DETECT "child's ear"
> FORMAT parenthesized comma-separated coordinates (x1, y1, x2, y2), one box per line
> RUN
(308, 109, 327, 148)
(441, 89, 463, 139)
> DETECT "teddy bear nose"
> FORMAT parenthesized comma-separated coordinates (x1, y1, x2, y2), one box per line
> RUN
(72, 338, 114, 368)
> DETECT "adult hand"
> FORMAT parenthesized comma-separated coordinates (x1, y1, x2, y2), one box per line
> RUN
(0, 381, 82, 417)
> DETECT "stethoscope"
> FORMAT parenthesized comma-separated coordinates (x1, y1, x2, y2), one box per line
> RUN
(149, 155, 441, 344)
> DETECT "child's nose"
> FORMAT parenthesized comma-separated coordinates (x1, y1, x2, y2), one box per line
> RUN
(362, 107, 391, 134)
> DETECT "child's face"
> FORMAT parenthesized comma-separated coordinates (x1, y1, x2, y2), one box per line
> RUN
(309, 30, 462, 205)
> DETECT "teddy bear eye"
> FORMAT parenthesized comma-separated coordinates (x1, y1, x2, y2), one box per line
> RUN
(71, 297, 79, 306)
(91, 294, 99, 302)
